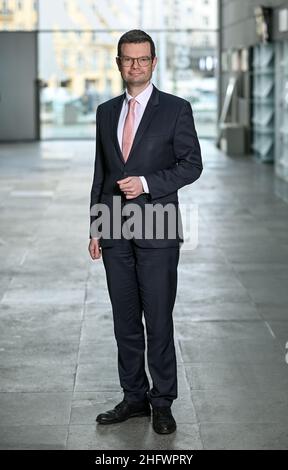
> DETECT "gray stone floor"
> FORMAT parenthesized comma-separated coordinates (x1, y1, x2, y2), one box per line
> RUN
(0, 140, 288, 450)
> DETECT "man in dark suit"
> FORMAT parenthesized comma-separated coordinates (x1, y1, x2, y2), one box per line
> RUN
(88, 30, 203, 434)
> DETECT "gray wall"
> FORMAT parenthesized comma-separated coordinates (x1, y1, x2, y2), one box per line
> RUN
(0, 32, 39, 142)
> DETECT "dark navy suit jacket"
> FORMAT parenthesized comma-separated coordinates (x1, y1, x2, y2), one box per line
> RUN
(90, 84, 203, 248)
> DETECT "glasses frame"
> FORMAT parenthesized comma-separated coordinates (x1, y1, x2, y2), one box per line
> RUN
(117, 56, 153, 67)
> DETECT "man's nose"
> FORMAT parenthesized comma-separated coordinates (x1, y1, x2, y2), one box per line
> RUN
(131, 59, 140, 68)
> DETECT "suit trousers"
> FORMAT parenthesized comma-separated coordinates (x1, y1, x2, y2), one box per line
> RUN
(101, 239, 180, 408)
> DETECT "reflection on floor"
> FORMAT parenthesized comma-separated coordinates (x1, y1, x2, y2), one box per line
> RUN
(0, 140, 288, 450)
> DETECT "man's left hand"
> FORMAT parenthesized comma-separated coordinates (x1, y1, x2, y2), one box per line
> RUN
(117, 176, 144, 199)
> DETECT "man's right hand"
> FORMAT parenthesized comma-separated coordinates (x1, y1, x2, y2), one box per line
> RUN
(88, 238, 102, 260)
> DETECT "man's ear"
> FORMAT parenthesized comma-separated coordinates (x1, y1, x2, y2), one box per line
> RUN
(152, 56, 158, 70)
(115, 57, 121, 71)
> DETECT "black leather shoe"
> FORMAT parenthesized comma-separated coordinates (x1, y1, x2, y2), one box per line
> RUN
(152, 406, 177, 434)
(96, 399, 151, 425)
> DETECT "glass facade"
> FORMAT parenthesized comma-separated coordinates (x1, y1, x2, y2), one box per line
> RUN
(0, 0, 218, 139)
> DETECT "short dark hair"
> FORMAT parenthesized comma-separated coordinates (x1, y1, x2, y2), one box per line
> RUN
(117, 29, 156, 58)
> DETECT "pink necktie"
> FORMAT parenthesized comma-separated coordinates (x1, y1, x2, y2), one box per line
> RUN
(122, 98, 137, 162)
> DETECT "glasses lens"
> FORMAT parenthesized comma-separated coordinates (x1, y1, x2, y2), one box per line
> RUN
(121, 57, 132, 66)
(139, 57, 151, 66)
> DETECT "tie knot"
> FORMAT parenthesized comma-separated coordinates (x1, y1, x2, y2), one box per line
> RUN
(129, 98, 137, 108)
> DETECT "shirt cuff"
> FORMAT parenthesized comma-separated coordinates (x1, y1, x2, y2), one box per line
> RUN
(139, 176, 149, 193)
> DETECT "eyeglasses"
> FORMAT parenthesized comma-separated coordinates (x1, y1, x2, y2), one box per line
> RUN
(117, 56, 153, 67)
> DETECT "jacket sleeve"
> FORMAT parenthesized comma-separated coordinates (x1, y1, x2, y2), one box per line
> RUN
(89, 106, 105, 239)
(145, 100, 203, 200)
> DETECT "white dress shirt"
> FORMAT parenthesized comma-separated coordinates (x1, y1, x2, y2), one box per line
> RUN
(117, 82, 153, 193)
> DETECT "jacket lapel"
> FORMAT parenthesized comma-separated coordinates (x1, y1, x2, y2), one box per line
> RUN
(111, 92, 126, 165)
(111, 84, 160, 166)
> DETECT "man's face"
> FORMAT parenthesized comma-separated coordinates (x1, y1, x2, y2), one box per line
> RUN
(116, 41, 157, 87)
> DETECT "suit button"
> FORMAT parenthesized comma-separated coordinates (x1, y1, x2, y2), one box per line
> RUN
(123, 171, 127, 176)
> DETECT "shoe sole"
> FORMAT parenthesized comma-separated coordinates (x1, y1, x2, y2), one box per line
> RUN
(96, 410, 151, 425)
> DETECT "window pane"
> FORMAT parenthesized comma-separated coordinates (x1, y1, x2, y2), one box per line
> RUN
(38, 31, 122, 138)
(164, 31, 217, 138)
(38, 0, 138, 31)
(37, 0, 217, 31)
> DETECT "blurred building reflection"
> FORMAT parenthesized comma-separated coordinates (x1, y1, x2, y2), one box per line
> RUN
(0, 0, 218, 139)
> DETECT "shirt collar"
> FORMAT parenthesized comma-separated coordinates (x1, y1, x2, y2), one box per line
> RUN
(125, 82, 153, 106)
